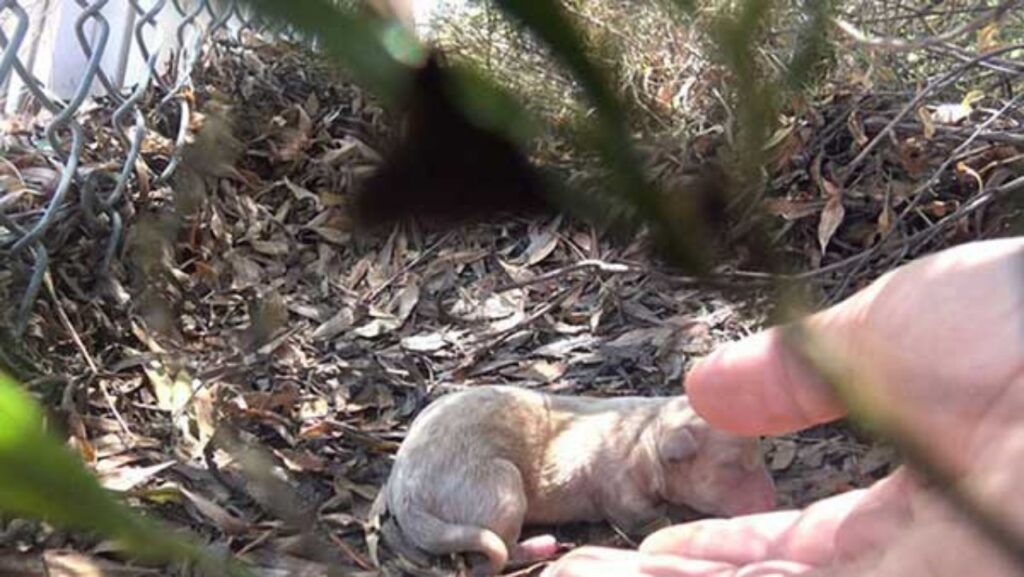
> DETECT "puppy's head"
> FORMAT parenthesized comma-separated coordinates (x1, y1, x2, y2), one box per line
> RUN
(651, 399, 777, 517)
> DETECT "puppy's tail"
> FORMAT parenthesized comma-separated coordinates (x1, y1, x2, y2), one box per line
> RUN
(396, 506, 509, 574)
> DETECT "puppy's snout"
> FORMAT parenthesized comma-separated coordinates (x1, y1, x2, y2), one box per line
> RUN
(725, 471, 777, 516)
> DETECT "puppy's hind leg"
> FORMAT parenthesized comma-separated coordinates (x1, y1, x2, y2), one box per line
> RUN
(457, 458, 529, 576)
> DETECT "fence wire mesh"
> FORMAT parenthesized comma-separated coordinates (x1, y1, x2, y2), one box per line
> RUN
(0, 0, 270, 335)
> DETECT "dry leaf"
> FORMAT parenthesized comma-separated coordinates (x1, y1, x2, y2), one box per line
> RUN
(846, 110, 868, 146)
(390, 282, 420, 324)
(604, 327, 674, 349)
(177, 485, 251, 535)
(401, 332, 448, 352)
(352, 319, 395, 339)
(916, 106, 935, 139)
(877, 198, 895, 238)
(770, 440, 798, 471)
(312, 307, 356, 340)
(532, 335, 599, 357)
(282, 177, 320, 207)
(251, 238, 290, 256)
(143, 362, 192, 413)
(248, 290, 289, 347)
(273, 105, 313, 162)
(518, 360, 567, 383)
(276, 448, 327, 473)
(66, 412, 96, 465)
(762, 197, 820, 220)
(309, 226, 350, 245)
(519, 217, 562, 266)
(98, 461, 176, 492)
(897, 138, 928, 177)
(297, 396, 331, 420)
(977, 22, 1000, 52)
(932, 102, 971, 125)
(818, 193, 845, 255)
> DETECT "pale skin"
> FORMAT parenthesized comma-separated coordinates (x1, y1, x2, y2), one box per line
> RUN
(543, 237, 1024, 577)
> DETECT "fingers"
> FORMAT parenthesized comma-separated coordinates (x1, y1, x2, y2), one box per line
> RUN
(541, 547, 735, 577)
(684, 326, 845, 435)
(640, 471, 918, 566)
(685, 238, 1024, 437)
(541, 546, 816, 577)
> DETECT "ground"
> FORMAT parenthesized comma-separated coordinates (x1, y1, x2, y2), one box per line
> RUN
(7, 32, 1020, 577)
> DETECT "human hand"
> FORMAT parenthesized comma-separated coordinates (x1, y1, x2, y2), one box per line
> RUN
(544, 238, 1024, 577)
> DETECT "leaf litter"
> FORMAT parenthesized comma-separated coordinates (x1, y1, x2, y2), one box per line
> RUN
(3, 30, 1020, 577)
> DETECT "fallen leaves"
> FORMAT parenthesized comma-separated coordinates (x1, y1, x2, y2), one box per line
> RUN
(9, 25, 1008, 577)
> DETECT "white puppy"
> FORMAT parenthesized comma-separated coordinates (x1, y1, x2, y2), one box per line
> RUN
(385, 386, 777, 575)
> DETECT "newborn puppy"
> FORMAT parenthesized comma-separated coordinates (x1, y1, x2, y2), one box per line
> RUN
(384, 386, 776, 575)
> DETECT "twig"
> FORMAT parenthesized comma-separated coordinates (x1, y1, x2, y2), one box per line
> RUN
(45, 274, 136, 437)
(906, 173, 1024, 254)
(833, 0, 1023, 52)
(494, 259, 634, 292)
(362, 230, 455, 303)
(841, 43, 1024, 186)
(458, 284, 579, 372)
(43, 271, 98, 374)
(327, 532, 375, 570)
(861, 118, 1024, 147)
(828, 89, 1024, 300)
(928, 42, 1024, 75)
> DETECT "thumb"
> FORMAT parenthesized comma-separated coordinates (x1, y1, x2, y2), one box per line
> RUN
(684, 308, 853, 435)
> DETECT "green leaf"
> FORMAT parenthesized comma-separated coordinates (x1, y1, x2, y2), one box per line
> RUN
(0, 372, 254, 577)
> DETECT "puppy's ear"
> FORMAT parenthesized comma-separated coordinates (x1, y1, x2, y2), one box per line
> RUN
(657, 424, 698, 464)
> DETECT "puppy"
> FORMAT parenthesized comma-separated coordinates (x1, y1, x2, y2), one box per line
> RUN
(384, 386, 776, 575)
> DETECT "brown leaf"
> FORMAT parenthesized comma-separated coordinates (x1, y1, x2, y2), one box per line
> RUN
(389, 281, 420, 324)
(143, 362, 192, 413)
(98, 461, 176, 492)
(847, 110, 868, 146)
(4, 549, 159, 577)
(518, 216, 562, 266)
(897, 137, 929, 177)
(915, 106, 936, 139)
(400, 332, 448, 352)
(272, 105, 313, 162)
(312, 307, 356, 340)
(515, 360, 567, 383)
(309, 225, 351, 245)
(251, 238, 291, 256)
(877, 199, 895, 238)
(762, 197, 820, 221)
(977, 22, 1000, 51)
(229, 253, 263, 290)
(818, 193, 845, 255)
(282, 177, 320, 207)
(275, 448, 327, 473)
(178, 485, 252, 535)
(66, 412, 96, 465)
(770, 439, 798, 471)
(248, 290, 289, 347)
(298, 396, 331, 421)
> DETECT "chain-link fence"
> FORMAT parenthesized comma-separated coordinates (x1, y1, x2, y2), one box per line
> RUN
(0, 1, 281, 335)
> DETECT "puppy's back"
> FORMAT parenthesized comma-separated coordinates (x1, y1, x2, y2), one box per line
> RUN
(395, 386, 549, 468)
